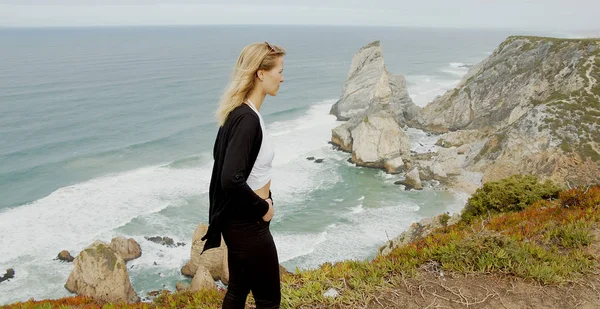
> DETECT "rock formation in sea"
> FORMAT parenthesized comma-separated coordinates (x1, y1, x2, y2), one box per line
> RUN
(57, 250, 75, 262)
(181, 223, 228, 284)
(65, 240, 140, 303)
(330, 41, 419, 123)
(0, 269, 15, 283)
(329, 41, 420, 174)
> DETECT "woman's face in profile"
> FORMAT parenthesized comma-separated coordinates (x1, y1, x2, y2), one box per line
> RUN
(262, 56, 284, 96)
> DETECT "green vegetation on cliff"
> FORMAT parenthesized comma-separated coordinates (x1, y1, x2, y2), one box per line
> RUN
(461, 175, 560, 223)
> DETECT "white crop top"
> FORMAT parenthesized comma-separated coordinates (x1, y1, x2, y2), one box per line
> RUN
(245, 99, 274, 190)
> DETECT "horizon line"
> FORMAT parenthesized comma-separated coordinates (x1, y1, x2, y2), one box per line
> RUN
(0, 23, 595, 33)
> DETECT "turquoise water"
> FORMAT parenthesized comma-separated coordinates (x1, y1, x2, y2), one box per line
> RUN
(0, 25, 551, 304)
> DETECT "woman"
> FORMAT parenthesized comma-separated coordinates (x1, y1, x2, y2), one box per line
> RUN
(201, 42, 285, 309)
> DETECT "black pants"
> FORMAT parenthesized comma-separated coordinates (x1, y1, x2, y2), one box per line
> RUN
(222, 218, 281, 309)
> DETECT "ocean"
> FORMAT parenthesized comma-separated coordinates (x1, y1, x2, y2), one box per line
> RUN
(0, 25, 557, 304)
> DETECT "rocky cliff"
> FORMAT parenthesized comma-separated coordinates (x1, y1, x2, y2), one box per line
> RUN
(415, 36, 600, 187)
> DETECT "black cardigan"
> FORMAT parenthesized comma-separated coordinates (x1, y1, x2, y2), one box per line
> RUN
(201, 104, 270, 252)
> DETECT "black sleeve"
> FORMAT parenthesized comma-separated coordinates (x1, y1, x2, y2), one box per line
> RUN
(220, 113, 270, 220)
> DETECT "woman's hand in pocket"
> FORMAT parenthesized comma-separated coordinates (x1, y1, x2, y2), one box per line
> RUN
(262, 198, 274, 222)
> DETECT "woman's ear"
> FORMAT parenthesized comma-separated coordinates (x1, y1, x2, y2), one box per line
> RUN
(257, 70, 264, 82)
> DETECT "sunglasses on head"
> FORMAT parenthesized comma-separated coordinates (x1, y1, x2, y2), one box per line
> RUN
(265, 41, 276, 52)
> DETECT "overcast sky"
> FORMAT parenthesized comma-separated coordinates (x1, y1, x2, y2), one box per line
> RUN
(1, 0, 599, 30)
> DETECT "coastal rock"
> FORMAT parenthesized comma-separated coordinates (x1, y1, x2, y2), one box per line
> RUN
(384, 156, 405, 174)
(379, 213, 461, 256)
(145, 236, 185, 248)
(190, 265, 217, 292)
(432, 147, 464, 176)
(457, 144, 471, 155)
(182, 223, 227, 281)
(435, 130, 486, 148)
(176, 282, 190, 291)
(408, 146, 467, 185)
(221, 251, 229, 285)
(57, 250, 75, 262)
(401, 167, 422, 190)
(430, 163, 447, 180)
(146, 290, 168, 302)
(450, 171, 484, 195)
(0, 269, 15, 283)
(331, 122, 354, 152)
(373, 68, 392, 105)
(389, 74, 420, 122)
(65, 240, 139, 303)
(350, 111, 410, 168)
(109, 237, 142, 262)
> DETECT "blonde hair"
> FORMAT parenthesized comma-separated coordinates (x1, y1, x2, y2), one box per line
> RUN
(216, 42, 286, 126)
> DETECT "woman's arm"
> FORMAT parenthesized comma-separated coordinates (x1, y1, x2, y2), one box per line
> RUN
(220, 113, 270, 220)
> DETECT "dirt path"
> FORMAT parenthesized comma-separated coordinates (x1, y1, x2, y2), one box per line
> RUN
(584, 55, 598, 100)
(361, 230, 600, 309)
(364, 272, 600, 309)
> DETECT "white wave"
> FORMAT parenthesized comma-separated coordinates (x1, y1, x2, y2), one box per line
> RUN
(406, 61, 475, 107)
(449, 62, 467, 68)
(279, 185, 470, 271)
(406, 75, 461, 107)
(125, 238, 192, 295)
(275, 230, 329, 263)
(405, 127, 441, 154)
(377, 171, 396, 180)
(0, 164, 212, 304)
(287, 202, 422, 270)
(441, 62, 470, 77)
(350, 203, 364, 214)
(267, 100, 337, 167)
(269, 129, 292, 137)
(267, 100, 343, 204)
